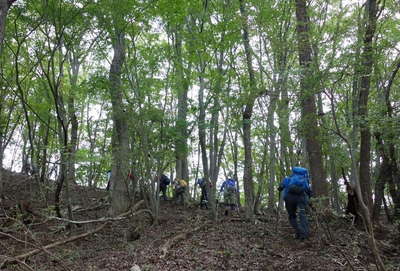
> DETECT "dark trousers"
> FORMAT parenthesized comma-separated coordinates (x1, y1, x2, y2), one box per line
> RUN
(200, 188, 208, 208)
(160, 185, 167, 200)
(175, 187, 186, 204)
(284, 193, 309, 239)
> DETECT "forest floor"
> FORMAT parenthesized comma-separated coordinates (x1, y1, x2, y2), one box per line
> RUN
(0, 170, 399, 271)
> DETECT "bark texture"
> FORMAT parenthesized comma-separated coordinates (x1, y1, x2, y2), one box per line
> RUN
(239, 0, 256, 220)
(0, 0, 16, 55)
(109, 30, 130, 215)
(357, 0, 377, 212)
(294, 0, 328, 200)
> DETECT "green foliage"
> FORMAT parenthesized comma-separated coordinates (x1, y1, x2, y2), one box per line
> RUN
(1, 0, 399, 215)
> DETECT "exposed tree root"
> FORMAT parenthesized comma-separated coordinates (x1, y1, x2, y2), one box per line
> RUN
(159, 223, 208, 258)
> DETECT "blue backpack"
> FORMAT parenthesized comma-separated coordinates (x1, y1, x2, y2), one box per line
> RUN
(287, 167, 309, 195)
(160, 175, 170, 185)
(197, 178, 205, 187)
(226, 179, 236, 190)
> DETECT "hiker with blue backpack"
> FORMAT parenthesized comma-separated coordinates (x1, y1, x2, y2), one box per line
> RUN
(159, 174, 171, 200)
(220, 177, 237, 215)
(278, 167, 312, 240)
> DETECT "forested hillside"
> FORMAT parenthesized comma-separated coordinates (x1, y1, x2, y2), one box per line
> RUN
(0, 0, 399, 270)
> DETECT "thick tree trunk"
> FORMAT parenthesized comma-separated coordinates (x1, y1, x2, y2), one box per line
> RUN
(109, 30, 130, 215)
(294, 0, 328, 200)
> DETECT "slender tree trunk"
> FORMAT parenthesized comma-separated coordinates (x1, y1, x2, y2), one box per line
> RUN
(64, 51, 80, 220)
(198, 70, 210, 204)
(173, 29, 189, 182)
(294, 0, 328, 200)
(109, 29, 130, 215)
(267, 93, 278, 210)
(330, 156, 340, 213)
(373, 133, 390, 223)
(232, 132, 240, 208)
(239, 0, 257, 221)
(278, 87, 293, 173)
(254, 145, 267, 213)
(208, 49, 226, 220)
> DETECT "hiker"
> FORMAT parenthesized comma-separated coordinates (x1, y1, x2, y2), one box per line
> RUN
(174, 178, 188, 205)
(278, 167, 312, 240)
(159, 174, 171, 200)
(196, 178, 210, 209)
(220, 177, 237, 215)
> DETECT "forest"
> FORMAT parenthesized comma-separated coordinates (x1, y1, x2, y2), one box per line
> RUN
(0, 0, 399, 270)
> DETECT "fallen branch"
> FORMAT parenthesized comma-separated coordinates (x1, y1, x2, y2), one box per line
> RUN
(0, 222, 108, 269)
(159, 223, 208, 258)
(48, 208, 152, 225)
(48, 200, 150, 225)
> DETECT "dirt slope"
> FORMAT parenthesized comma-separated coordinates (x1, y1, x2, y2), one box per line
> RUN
(0, 170, 399, 271)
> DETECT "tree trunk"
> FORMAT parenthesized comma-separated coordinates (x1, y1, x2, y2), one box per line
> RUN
(379, 53, 400, 220)
(330, 156, 341, 213)
(173, 29, 189, 182)
(373, 133, 390, 223)
(267, 93, 278, 210)
(207, 48, 226, 220)
(0, 0, 16, 56)
(357, 0, 378, 212)
(198, 70, 210, 185)
(109, 29, 130, 215)
(278, 87, 293, 173)
(232, 132, 240, 209)
(254, 144, 267, 213)
(65, 51, 80, 219)
(239, 0, 257, 221)
(294, 0, 328, 201)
